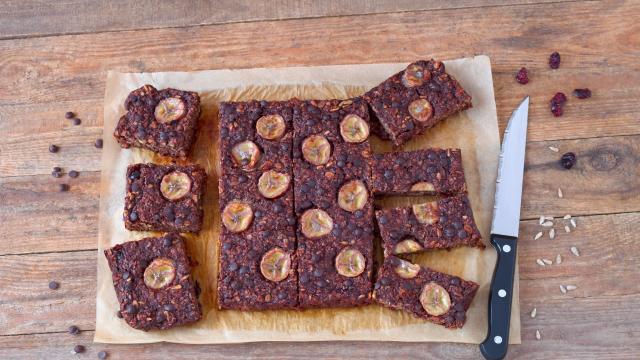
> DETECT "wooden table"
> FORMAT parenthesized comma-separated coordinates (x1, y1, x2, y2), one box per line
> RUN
(1, 1, 638, 358)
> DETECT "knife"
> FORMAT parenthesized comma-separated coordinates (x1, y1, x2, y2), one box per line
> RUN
(480, 97, 529, 360)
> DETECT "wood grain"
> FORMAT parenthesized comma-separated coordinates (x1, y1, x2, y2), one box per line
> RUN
(0, 0, 566, 40)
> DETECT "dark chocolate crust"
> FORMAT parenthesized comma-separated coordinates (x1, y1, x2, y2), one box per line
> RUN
(373, 256, 479, 329)
(363, 59, 472, 146)
(371, 148, 467, 196)
(103, 233, 202, 331)
(124, 163, 206, 233)
(375, 195, 484, 256)
(114, 85, 201, 158)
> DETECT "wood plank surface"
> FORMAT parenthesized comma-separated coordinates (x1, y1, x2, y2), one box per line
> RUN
(0, 0, 566, 40)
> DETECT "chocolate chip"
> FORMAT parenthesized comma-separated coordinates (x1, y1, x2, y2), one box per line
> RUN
(68, 325, 80, 335)
(163, 303, 176, 312)
(337, 160, 345, 167)
(129, 212, 138, 222)
(52, 170, 62, 178)
(73, 345, 86, 354)
(311, 253, 321, 263)
(48, 281, 59, 290)
(315, 280, 326, 288)
(98, 351, 109, 359)
(65, 111, 75, 119)
(452, 221, 463, 229)
(130, 183, 140, 192)
(116, 310, 123, 318)
(136, 127, 146, 139)
(72, 118, 82, 126)
(163, 237, 173, 247)
(53, 166, 62, 172)
(49, 144, 59, 153)
(159, 132, 168, 141)
(68, 170, 79, 178)
(95, 138, 103, 148)
(238, 175, 248, 183)
(287, 217, 296, 226)
(277, 292, 287, 300)
(238, 266, 249, 275)
(230, 281, 241, 290)
(380, 278, 391, 286)
(122, 271, 131, 280)
(222, 243, 231, 251)
(457, 229, 468, 238)
(354, 210, 363, 218)
(313, 268, 323, 277)
(300, 273, 310, 283)
(228, 262, 238, 271)
(383, 170, 393, 179)
(129, 171, 140, 180)
(406, 121, 414, 130)
(272, 203, 283, 213)
(125, 304, 138, 314)
(560, 152, 577, 169)
(174, 218, 183, 226)
(378, 216, 387, 225)
(254, 210, 263, 218)
(58, 184, 70, 192)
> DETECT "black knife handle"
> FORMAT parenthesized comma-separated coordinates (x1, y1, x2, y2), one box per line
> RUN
(480, 234, 518, 360)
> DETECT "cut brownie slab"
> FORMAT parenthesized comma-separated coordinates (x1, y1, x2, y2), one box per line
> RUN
(293, 98, 374, 308)
(371, 148, 467, 196)
(104, 233, 202, 331)
(114, 85, 201, 158)
(124, 163, 206, 233)
(374, 256, 478, 329)
(363, 59, 472, 146)
(375, 195, 484, 257)
(218, 100, 298, 310)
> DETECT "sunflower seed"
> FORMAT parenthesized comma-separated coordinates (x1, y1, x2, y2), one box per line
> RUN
(570, 219, 577, 228)
(549, 146, 559, 152)
(549, 228, 556, 239)
(536, 259, 546, 266)
(539, 216, 545, 225)
(560, 285, 567, 294)
(563, 214, 571, 220)
(564, 225, 571, 233)
(545, 216, 554, 221)
(534, 232, 543, 240)
(566, 285, 577, 291)
(542, 221, 554, 227)
(536, 329, 541, 340)
(542, 259, 553, 265)
(557, 188, 563, 198)
(570, 246, 580, 256)
(556, 254, 562, 264)
(531, 307, 537, 318)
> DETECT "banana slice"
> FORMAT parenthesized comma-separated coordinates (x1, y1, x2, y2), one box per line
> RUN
(337, 180, 368, 212)
(335, 248, 366, 277)
(394, 238, 423, 255)
(394, 258, 421, 279)
(143, 258, 176, 289)
(231, 140, 261, 170)
(160, 171, 192, 201)
(154, 97, 186, 123)
(258, 170, 291, 199)
(300, 208, 333, 238)
(301, 135, 331, 165)
(222, 200, 253, 232)
(410, 181, 435, 193)
(402, 64, 430, 88)
(412, 201, 439, 225)
(256, 114, 286, 140)
(408, 99, 434, 123)
(420, 282, 452, 316)
(339, 114, 369, 143)
(260, 247, 292, 282)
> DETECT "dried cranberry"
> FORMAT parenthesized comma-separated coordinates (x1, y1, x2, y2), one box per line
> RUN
(552, 92, 567, 103)
(549, 52, 561, 69)
(515, 67, 529, 84)
(550, 92, 567, 117)
(573, 88, 592, 99)
(560, 152, 576, 169)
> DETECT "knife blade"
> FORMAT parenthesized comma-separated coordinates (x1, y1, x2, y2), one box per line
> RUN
(480, 96, 529, 360)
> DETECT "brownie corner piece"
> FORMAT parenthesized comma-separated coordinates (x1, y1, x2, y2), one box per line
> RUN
(103, 233, 202, 331)
(124, 163, 206, 233)
(373, 256, 479, 329)
(114, 85, 201, 158)
(363, 59, 472, 146)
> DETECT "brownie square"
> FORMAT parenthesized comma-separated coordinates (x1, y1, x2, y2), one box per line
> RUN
(114, 85, 200, 158)
(373, 256, 478, 329)
(217, 231, 298, 310)
(103, 233, 202, 331)
(124, 163, 206, 233)
(375, 195, 484, 257)
(371, 148, 467, 196)
(363, 59, 472, 146)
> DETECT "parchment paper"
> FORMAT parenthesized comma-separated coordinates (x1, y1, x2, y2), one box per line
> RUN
(95, 55, 521, 344)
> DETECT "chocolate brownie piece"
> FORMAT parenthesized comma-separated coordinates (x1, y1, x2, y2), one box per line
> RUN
(114, 85, 200, 158)
(293, 98, 374, 308)
(375, 195, 484, 256)
(124, 163, 206, 233)
(103, 233, 202, 331)
(218, 231, 298, 310)
(372, 148, 467, 196)
(373, 256, 478, 329)
(363, 59, 472, 146)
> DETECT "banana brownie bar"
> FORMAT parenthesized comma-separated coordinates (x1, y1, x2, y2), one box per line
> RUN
(375, 194, 484, 257)
(293, 98, 374, 308)
(218, 100, 298, 309)
(371, 148, 467, 196)
(114, 85, 200, 158)
(373, 255, 479, 329)
(124, 163, 206, 233)
(363, 59, 472, 146)
(104, 233, 202, 331)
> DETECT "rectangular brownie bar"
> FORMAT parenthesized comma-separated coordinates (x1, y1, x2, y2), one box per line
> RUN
(217, 100, 298, 310)
(124, 163, 206, 233)
(363, 59, 472, 146)
(114, 85, 201, 158)
(104, 233, 202, 331)
(375, 194, 484, 257)
(373, 255, 479, 329)
(293, 98, 374, 308)
(371, 148, 467, 196)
